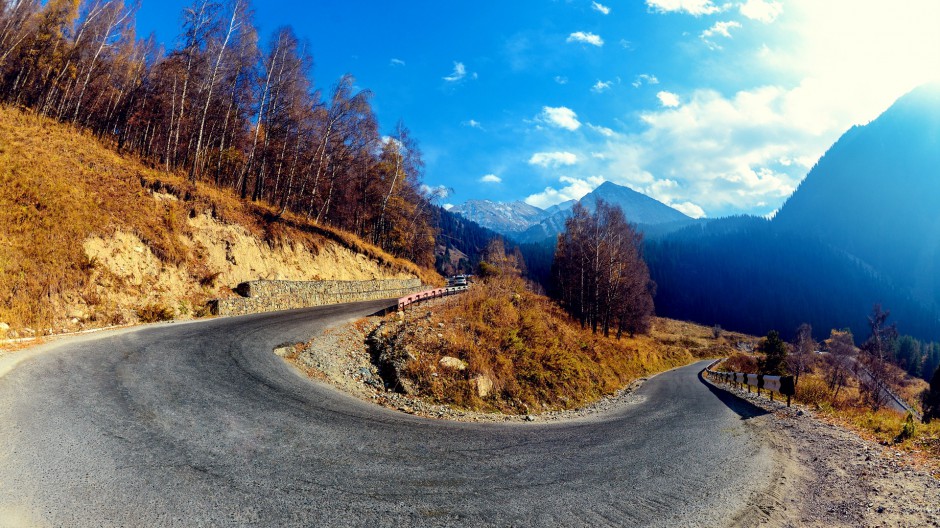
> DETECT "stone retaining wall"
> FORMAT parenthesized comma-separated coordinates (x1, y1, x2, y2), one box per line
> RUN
(213, 278, 423, 316)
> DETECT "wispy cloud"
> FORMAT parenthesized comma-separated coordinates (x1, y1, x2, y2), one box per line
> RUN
(645, 0, 721, 16)
(462, 119, 483, 129)
(389, 58, 406, 67)
(632, 73, 660, 88)
(700, 20, 742, 48)
(538, 106, 581, 131)
(739, 0, 783, 23)
(554, 76, 569, 85)
(529, 151, 579, 167)
(657, 91, 681, 107)
(588, 123, 616, 137)
(566, 31, 604, 47)
(592, 2, 611, 15)
(591, 80, 613, 93)
(480, 174, 502, 183)
(443, 61, 476, 82)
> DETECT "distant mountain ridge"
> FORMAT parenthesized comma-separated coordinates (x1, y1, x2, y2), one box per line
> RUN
(448, 200, 548, 235)
(451, 182, 693, 243)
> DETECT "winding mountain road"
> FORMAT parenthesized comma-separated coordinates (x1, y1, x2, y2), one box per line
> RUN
(0, 300, 781, 527)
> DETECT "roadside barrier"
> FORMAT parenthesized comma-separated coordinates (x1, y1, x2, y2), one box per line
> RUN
(397, 285, 469, 310)
(704, 362, 796, 407)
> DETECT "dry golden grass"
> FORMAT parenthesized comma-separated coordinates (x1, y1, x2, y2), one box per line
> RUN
(390, 272, 750, 414)
(787, 361, 940, 467)
(0, 105, 438, 333)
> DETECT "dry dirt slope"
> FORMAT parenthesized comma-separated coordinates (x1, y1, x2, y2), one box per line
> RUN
(0, 105, 436, 339)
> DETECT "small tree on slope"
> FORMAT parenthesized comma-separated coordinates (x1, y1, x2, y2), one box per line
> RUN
(759, 330, 789, 376)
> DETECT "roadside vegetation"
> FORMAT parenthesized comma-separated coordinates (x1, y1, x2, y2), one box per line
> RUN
(715, 322, 940, 468)
(373, 241, 753, 414)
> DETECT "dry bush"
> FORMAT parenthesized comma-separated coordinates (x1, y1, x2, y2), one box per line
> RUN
(135, 303, 174, 323)
(719, 353, 759, 374)
(795, 376, 831, 407)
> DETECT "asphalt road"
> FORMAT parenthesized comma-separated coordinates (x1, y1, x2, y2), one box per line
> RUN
(0, 300, 778, 527)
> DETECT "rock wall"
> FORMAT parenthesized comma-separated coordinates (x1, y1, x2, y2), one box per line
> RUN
(213, 278, 423, 316)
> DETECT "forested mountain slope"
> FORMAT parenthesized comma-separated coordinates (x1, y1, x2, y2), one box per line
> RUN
(774, 84, 940, 310)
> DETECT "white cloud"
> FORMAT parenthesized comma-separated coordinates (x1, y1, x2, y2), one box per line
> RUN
(529, 151, 579, 167)
(443, 203, 454, 210)
(554, 75, 569, 85)
(739, 0, 783, 23)
(656, 91, 681, 107)
(567, 31, 604, 47)
(480, 174, 502, 183)
(632, 73, 660, 88)
(646, 0, 721, 16)
(591, 80, 613, 93)
(525, 176, 605, 209)
(701, 20, 742, 40)
(671, 202, 707, 218)
(592, 2, 611, 15)
(462, 119, 483, 129)
(389, 58, 406, 67)
(588, 123, 616, 137)
(443, 62, 467, 82)
(618, 86, 827, 213)
(538, 106, 581, 131)
(700, 20, 742, 49)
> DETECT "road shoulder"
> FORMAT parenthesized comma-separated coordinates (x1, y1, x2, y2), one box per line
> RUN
(706, 377, 940, 527)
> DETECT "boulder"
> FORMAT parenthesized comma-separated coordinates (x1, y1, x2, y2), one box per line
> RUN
(439, 356, 467, 371)
(473, 374, 494, 398)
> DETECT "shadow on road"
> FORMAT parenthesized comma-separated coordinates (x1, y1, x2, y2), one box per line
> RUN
(698, 370, 770, 420)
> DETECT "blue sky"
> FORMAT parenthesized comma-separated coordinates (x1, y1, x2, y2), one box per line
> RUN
(136, 0, 940, 218)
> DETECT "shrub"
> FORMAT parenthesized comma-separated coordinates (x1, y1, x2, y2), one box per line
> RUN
(136, 303, 174, 323)
(795, 376, 830, 408)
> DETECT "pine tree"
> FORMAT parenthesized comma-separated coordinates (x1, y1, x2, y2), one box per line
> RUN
(759, 330, 788, 376)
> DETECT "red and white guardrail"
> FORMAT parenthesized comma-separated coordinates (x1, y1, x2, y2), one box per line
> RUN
(397, 285, 469, 310)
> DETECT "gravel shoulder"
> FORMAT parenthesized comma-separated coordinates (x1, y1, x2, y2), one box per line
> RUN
(705, 377, 940, 528)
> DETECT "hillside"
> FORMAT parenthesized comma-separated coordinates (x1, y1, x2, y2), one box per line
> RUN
(0, 106, 437, 338)
(774, 84, 940, 310)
